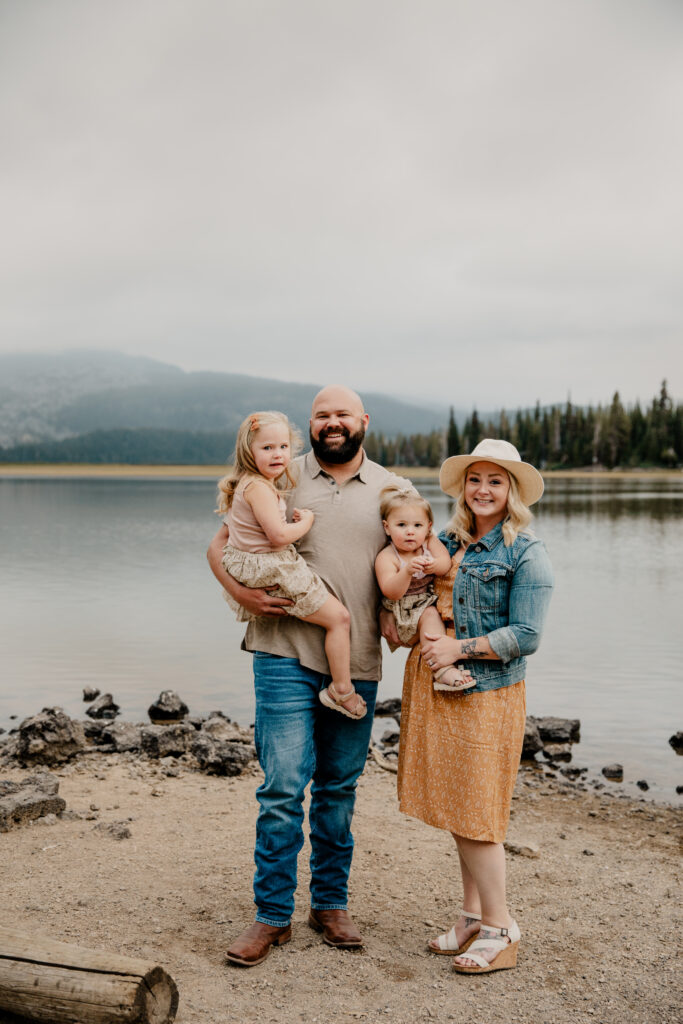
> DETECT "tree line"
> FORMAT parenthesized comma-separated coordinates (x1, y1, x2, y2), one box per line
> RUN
(0, 382, 680, 469)
(0, 428, 236, 465)
(365, 381, 682, 469)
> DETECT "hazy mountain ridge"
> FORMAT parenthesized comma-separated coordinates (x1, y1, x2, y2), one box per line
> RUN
(0, 351, 446, 446)
(0, 351, 184, 445)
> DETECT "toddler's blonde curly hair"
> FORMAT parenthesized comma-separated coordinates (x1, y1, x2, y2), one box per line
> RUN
(216, 411, 303, 516)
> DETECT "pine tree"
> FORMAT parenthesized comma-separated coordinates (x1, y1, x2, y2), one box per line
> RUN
(447, 407, 461, 456)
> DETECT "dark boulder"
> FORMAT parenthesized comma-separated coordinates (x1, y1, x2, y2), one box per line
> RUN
(521, 718, 543, 760)
(602, 763, 624, 781)
(82, 687, 100, 702)
(148, 690, 189, 723)
(668, 732, 683, 753)
(560, 766, 586, 779)
(191, 734, 256, 776)
(381, 727, 401, 746)
(542, 743, 573, 763)
(374, 698, 402, 718)
(0, 773, 66, 831)
(101, 722, 143, 753)
(201, 716, 250, 743)
(528, 716, 581, 743)
(82, 719, 108, 743)
(85, 694, 120, 720)
(15, 708, 86, 765)
(141, 722, 195, 758)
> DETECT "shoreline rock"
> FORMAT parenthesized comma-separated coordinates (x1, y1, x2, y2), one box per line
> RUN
(147, 690, 189, 723)
(2, 699, 679, 802)
(85, 693, 120, 720)
(0, 773, 66, 831)
(15, 707, 86, 765)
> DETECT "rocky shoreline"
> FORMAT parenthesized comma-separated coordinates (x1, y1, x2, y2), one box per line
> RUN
(1, 692, 681, 833)
(0, 714, 681, 1024)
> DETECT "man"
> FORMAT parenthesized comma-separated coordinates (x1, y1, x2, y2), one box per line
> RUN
(207, 385, 408, 966)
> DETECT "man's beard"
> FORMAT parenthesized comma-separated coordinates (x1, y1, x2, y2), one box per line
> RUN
(310, 424, 366, 465)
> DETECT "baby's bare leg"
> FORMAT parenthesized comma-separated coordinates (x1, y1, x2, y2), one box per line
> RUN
(303, 596, 365, 716)
(418, 605, 447, 647)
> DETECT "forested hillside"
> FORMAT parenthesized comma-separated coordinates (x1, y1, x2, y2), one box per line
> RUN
(1, 382, 679, 469)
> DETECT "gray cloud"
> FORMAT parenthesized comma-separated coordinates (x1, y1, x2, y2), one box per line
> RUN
(0, 0, 681, 409)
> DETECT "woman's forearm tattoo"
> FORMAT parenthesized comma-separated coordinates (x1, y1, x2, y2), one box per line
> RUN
(461, 639, 487, 658)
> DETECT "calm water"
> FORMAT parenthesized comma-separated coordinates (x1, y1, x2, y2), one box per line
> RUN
(1, 474, 681, 801)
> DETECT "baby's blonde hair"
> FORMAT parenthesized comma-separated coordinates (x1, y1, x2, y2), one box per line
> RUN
(379, 484, 434, 527)
(445, 468, 532, 547)
(216, 410, 303, 515)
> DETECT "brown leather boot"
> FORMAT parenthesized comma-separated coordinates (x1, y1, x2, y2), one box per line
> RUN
(307, 909, 363, 948)
(226, 921, 292, 967)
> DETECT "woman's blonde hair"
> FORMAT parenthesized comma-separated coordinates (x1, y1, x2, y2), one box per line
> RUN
(216, 411, 303, 515)
(444, 468, 532, 547)
(379, 484, 434, 527)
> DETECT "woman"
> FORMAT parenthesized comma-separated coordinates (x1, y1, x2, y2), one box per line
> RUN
(396, 439, 553, 974)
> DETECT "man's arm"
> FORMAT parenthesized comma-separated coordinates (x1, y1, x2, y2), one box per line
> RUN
(207, 525, 292, 617)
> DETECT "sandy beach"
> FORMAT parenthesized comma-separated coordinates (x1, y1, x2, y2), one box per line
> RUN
(1, 751, 680, 1024)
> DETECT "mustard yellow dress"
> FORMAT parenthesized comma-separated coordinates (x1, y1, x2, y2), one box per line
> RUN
(397, 559, 526, 843)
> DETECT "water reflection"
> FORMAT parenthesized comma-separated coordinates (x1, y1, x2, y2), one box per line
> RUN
(539, 477, 683, 520)
(0, 475, 681, 800)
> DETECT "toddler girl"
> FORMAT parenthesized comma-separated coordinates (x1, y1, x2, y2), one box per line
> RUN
(375, 484, 474, 692)
(216, 411, 366, 720)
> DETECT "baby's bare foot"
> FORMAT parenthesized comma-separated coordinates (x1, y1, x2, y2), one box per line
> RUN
(433, 665, 475, 691)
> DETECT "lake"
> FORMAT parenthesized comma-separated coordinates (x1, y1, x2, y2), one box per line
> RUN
(1, 473, 681, 801)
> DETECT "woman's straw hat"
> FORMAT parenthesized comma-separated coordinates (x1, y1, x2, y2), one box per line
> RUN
(439, 439, 545, 506)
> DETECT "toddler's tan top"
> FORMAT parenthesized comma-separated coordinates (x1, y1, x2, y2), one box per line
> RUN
(224, 480, 287, 554)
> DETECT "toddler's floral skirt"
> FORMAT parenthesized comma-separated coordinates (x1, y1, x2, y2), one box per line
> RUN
(382, 589, 438, 650)
(221, 543, 330, 622)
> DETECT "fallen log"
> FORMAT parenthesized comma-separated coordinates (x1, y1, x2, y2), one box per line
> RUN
(0, 926, 178, 1024)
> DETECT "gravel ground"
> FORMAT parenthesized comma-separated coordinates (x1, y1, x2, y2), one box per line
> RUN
(1, 754, 681, 1024)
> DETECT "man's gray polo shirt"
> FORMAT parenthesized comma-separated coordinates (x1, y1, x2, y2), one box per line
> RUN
(242, 449, 410, 681)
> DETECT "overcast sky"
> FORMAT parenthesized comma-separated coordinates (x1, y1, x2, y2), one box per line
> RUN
(0, 0, 681, 410)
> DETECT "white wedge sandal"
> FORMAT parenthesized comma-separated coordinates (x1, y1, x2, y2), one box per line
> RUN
(452, 919, 521, 974)
(427, 910, 481, 955)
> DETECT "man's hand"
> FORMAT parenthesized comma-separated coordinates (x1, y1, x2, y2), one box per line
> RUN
(207, 526, 293, 617)
(235, 585, 292, 618)
(379, 608, 401, 647)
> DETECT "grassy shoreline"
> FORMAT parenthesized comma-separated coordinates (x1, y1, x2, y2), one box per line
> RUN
(0, 462, 681, 480)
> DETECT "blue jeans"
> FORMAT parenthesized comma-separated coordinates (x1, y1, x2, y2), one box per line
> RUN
(251, 652, 377, 927)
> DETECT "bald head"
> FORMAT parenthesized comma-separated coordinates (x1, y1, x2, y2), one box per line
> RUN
(311, 385, 365, 419)
(309, 385, 369, 468)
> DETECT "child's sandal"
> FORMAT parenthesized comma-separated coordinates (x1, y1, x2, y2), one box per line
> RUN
(319, 681, 367, 721)
(428, 910, 481, 955)
(432, 665, 476, 693)
(452, 919, 521, 974)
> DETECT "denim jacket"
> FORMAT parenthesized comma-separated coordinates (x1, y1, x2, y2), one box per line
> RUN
(440, 522, 554, 692)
